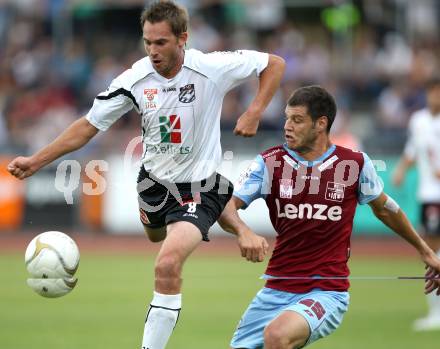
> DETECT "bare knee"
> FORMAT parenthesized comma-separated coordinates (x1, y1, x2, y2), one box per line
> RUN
(155, 254, 182, 280)
(264, 324, 306, 349)
(154, 253, 184, 294)
(264, 325, 289, 349)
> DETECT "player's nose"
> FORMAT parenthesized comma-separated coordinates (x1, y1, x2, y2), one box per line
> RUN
(284, 119, 294, 132)
(148, 45, 159, 57)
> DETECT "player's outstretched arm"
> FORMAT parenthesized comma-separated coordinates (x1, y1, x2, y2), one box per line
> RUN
(7, 116, 99, 180)
(392, 155, 415, 187)
(218, 196, 269, 263)
(369, 192, 440, 295)
(234, 54, 285, 137)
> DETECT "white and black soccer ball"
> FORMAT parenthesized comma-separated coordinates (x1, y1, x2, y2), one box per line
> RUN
(25, 231, 80, 298)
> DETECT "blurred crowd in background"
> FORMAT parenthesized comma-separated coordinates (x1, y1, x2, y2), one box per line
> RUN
(0, 0, 439, 157)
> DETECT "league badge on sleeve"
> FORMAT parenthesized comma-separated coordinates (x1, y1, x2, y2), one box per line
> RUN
(179, 84, 195, 103)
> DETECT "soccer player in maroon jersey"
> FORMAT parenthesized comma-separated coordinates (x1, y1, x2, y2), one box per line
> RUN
(218, 85, 440, 349)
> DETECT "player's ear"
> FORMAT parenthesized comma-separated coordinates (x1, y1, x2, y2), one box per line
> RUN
(317, 116, 328, 132)
(178, 32, 188, 48)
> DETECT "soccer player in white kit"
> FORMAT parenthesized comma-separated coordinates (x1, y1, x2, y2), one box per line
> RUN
(7, 1, 283, 348)
(393, 77, 440, 331)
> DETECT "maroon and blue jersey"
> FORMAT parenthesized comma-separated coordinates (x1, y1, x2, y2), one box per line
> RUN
(234, 144, 383, 293)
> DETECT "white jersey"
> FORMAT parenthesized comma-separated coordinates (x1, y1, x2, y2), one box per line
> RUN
(404, 108, 440, 202)
(86, 49, 269, 182)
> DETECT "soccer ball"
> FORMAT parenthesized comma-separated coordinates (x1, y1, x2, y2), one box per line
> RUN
(25, 231, 80, 298)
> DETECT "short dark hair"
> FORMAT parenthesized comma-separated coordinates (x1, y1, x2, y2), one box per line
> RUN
(426, 76, 440, 90)
(140, 1, 188, 37)
(287, 86, 337, 133)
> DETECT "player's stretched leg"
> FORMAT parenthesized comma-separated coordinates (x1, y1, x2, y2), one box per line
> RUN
(230, 288, 349, 349)
(141, 221, 202, 349)
(263, 291, 349, 349)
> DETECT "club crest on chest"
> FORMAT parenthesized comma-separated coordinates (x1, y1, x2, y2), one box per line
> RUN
(179, 84, 195, 103)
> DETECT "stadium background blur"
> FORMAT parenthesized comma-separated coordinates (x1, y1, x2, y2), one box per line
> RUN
(1, 1, 440, 348)
(1, 0, 439, 234)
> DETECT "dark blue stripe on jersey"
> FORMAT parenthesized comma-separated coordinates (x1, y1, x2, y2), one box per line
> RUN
(96, 88, 139, 110)
(183, 66, 208, 79)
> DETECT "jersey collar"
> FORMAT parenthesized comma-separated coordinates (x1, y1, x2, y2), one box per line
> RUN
(283, 143, 336, 167)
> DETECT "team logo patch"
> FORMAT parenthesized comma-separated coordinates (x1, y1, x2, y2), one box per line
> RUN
(179, 84, 195, 103)
(304, 310, 314, 317)
(279, 179, 294, 199)
(144, 88, 158, 109)
(299, 299, 326, 320)
(325, 182, 345, 202)
(159, 114, 182, 143)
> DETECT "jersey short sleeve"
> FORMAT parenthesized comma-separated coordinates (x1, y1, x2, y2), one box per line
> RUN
(202, 50, 269, 94)
(233, 155, 270, 208)
(358, 152, 384, 204)
(86, 72, 137, 131)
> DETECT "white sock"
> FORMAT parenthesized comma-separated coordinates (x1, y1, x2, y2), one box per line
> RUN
(427, 249, 440, 318)
(141, 292, 181, 349)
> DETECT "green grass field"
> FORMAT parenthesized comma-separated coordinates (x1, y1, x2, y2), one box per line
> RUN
(1, 252, 440, 349)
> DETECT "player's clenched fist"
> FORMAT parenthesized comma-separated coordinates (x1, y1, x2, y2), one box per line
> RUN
(7, 156, 37, 180)
(234, 111, 261, 137)
(237, 228, 269, 263)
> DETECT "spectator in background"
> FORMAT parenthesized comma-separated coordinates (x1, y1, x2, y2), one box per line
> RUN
(406, 0, 439, 40)
(86, 56, 123, 102)
(377, 78, 409, 130)
(330, 111, 362, 150)
(241, 79, 285, 130)
(188, 15, 223, 52)
(58, 39, 92, 98)
(242, 0, 285, 36)
(0, 111, 8, 149)
(375, 32, 412, 79)
(300, 43, 330, 84)
(2, 0, 440, 151)
(393, 76, 440, 331)
(275, 23, 304, 83)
